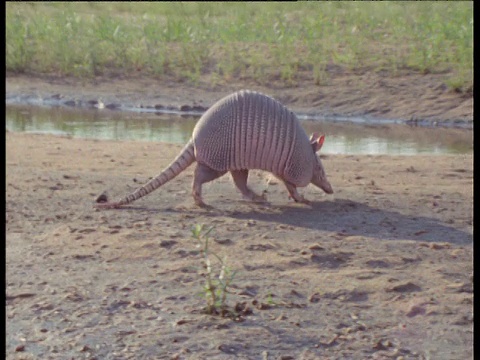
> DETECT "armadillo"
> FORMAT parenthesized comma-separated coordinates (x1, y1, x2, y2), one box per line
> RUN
(94, 90, 333, 209)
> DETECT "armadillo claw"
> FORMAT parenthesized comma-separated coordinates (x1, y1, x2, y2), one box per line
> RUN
(195, 201, 213, 210)
(288, 194, 311, 205)
(193, 196, 212, 209)
(193, 194, 208, 208)
(299, 198, 312, 206)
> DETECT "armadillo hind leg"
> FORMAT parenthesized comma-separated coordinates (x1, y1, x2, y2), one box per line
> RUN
(192, 163, 227, 207)
(230, 170, 267, 203)
(283, 181, 311, 205)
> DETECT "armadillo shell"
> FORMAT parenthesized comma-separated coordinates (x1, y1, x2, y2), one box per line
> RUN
(193, 90, 315, 187)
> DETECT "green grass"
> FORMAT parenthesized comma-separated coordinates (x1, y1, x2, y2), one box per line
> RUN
(6, 2, 473, 92)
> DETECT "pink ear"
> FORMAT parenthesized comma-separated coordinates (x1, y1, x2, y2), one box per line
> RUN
(318, 134, 325, 148)
(311, 134, 325, 152)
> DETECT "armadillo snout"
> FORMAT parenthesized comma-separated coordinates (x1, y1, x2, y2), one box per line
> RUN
(311, 176, 334, 194)
(321, 181, 334, 194)
(311, 155, 333, 194)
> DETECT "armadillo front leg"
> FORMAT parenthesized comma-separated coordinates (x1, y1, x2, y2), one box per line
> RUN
(192, 163, 227, 207)
(230, 170, 267, 202)
(283, 181, 311, 205)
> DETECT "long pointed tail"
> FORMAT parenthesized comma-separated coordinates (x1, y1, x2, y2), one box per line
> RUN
(97, 140, 195, 208)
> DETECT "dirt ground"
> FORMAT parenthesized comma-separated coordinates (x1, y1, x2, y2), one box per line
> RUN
(6, 131, 472, 359)
(5, 71, 473, 125)
(6, 72, 473, 359)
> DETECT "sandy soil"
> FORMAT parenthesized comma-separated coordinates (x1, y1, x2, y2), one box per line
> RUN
(6, 127, 472, 359)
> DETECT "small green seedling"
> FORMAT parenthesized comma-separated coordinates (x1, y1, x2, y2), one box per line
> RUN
(192, 224, 237, 316)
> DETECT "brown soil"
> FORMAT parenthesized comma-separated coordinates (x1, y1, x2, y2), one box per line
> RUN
(5, 71, 473, 124)
(6, 125, 472, 359)
(6, 71, 473, 359)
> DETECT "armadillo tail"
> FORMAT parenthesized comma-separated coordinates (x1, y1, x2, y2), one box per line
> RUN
(116, 140, 195, 206)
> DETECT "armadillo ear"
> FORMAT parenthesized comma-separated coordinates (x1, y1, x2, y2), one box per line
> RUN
(309, 132, 320, 143)
(312, 134, 325, 153)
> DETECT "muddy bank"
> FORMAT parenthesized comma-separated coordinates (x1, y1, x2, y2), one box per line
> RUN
(5, 72, 473, 129)
(6, 132, 472, 359)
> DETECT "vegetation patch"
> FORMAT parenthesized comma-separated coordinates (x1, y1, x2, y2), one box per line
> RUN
(6, 2, 472, 92)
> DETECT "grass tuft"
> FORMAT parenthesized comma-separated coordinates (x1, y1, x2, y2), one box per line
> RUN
(191, 224, 237, 316)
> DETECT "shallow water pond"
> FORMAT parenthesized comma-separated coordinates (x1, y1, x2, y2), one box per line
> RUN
(6, 105, 472, 155)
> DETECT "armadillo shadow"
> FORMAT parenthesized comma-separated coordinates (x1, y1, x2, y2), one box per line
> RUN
(222, 199, 472, 246)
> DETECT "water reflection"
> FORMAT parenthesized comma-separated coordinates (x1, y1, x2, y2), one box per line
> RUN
(5, 105, 472, 155)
